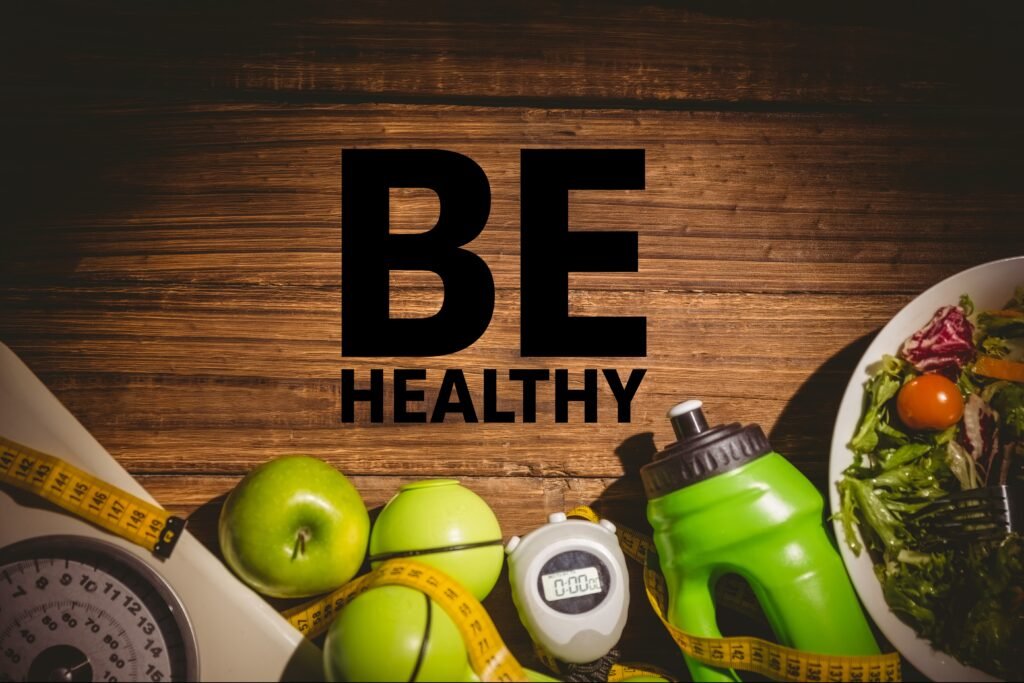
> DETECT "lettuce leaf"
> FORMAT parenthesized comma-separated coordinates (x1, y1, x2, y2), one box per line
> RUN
(849, 355, 912, 455)
(978, 313, 1024, 339)
(980, 335, 1012, 358)
(989, 382, 1024, 440)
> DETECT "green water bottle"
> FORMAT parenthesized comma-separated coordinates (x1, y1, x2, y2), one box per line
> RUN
(640, 400, 878, 682)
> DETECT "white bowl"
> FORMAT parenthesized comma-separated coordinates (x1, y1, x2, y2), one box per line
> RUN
(829, 256, 1024, 683)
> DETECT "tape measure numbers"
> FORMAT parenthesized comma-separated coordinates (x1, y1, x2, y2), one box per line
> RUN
(283, 559, 529, 682)
(0, 435, 186, 558)
(607, 662, 677, 682)
(566, 506, 902, 683)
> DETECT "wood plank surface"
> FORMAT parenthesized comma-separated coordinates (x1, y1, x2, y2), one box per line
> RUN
(5, 2, 1024, 107)
(2, 3, 1024, 680)
(2, 104, 1022, 486)
(0, 287, 910, 482)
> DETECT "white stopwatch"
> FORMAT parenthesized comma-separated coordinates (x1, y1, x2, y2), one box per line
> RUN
(505, 512, 629, 664)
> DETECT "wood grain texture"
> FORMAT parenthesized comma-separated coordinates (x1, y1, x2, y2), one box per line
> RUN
(4, 104, 1022, 295)
(4, 1, 1024, 107)
(2, 287, 909, 483)
(2, 3, 1023, 678)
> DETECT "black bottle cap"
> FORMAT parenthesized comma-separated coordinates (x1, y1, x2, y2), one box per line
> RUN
(640, 400, 772, 499)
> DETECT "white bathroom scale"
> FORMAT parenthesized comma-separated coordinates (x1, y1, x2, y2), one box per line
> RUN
(0, 342, 323, 681)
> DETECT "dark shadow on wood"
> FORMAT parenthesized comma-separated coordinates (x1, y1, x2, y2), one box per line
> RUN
(769, 331, 877, 492)
(573, 431, 687, 678)
(183, 491, 229, 559)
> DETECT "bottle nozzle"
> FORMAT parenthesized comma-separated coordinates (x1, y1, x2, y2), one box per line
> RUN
(668, 399, 709, 440)
(644, 400, 772, 497)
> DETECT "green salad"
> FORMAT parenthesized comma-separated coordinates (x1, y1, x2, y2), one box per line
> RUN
(837, 286, 1024, 679)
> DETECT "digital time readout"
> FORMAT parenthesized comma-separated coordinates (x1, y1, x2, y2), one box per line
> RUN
(540, 567, 602, 602)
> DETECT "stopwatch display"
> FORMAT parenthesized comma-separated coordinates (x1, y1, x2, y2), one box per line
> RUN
(535, 550, 611, 615)
(540, 566, 602, 602)
(0, 536, 197, 682)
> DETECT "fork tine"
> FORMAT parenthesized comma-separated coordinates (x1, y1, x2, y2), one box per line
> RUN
(909, 486, 1021, 548)
(925, 520, 1008, 535)
(910, 486, 1015, 545)
(930, 508, 1008, 522)
(913, 505, 959, 521)
(955, 485, 1007, 499)
(914, 499, 1007, 522)
(945, 503, 1009, 520)
(916, 525, 1010, 549)
(921, 485, 1007, 507)
(915, 495, 977, 517)
(924, 510, 1009, 526)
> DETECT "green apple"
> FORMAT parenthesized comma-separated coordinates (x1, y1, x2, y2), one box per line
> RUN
(369, 479, 503, 600)
(219, 455, 370, 598)
(323, 585, 474, 682)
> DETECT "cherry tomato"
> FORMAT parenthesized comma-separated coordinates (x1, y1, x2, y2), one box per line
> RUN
(896, 373, 964, 431)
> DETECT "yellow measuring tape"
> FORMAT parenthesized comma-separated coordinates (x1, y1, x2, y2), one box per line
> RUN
(0, 435, 186, 559)
(608, 662, 677, 682)
(566, 506, 902, 683)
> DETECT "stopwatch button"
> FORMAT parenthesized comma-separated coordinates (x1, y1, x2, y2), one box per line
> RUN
(548, 512, 568, 524)
(505, 536, 521, 554)
(599, 519, 617, 535)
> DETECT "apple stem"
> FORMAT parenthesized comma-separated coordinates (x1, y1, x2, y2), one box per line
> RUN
(294, 527, 311, 559)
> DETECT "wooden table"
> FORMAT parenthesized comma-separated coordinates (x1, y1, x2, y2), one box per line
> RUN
(3, 3, 1023, 679)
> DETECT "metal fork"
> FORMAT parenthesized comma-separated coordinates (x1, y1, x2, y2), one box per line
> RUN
(910, 485, 1021, 548)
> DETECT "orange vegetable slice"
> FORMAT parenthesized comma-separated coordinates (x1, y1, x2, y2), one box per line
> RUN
(974, 355, 1024, 382)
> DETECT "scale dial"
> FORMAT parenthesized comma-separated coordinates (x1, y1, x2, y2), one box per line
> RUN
(0, 536, 197, 682)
